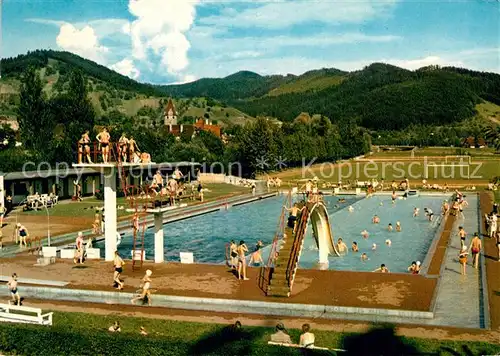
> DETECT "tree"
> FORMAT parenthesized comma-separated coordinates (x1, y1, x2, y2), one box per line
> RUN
(16, 66, 52, 154)
(485, 125, 500, 152)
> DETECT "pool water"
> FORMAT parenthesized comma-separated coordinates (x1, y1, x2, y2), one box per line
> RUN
(105, 194, 448, 273)
(300, 195, 447, 272)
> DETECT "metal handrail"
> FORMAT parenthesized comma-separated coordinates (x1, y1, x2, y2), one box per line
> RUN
(285, 204, 309, 289)
(258, 190, 292, 293)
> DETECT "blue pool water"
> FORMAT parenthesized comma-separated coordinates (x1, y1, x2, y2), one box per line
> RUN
(104, 194, 449, 273)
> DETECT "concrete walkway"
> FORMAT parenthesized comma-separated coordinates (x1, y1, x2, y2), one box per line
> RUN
(428, 194, 484, 328)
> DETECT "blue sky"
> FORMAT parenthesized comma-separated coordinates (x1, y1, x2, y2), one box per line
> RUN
(2, 0, 499, 84)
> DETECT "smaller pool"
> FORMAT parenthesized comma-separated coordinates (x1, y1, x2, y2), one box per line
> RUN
(298, 194, 448, 273)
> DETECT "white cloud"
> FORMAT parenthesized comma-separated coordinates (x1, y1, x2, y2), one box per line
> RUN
(110, 58, 140, 79)
(384, 56, 464, 70)
(200, 0, 398, 29)
(56, 24, 109, 64)
(127, 0, 200, 76)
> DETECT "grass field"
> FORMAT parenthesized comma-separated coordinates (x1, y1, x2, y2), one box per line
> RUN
(265, 159, 500, 185)
(268, 73, 344, 96)
(0, 311, 498, 356)
(370, 146, 499, 158)
(476, 100, 500, 124)
(20, 184, 250, 219)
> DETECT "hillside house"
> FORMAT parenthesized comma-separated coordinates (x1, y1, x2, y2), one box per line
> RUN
(164, 99, 221, 138)
(462, 136, 487, 148)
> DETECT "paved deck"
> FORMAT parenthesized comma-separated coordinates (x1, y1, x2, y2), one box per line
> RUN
(428, 194, 483, 328)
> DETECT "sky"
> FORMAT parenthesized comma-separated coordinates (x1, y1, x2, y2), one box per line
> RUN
(1, 0, 499, 84)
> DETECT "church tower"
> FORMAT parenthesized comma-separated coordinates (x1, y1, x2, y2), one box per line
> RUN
(164, 98, 177, 126)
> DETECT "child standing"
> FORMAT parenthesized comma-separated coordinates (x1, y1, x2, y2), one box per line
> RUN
(458, 245, 468, 275)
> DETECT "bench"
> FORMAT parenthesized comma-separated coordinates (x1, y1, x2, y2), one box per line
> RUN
(268, 341, 345, 352)
(0, 303, 53, 326)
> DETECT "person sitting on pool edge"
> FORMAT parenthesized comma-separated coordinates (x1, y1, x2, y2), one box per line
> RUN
(373, 264, 389, 273)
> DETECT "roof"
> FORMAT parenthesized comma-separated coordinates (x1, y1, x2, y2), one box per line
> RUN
(1, 162, 200, 181)
(164, 98, 176, 116)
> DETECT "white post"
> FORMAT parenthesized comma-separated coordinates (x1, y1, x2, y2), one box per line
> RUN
(154, 212, 164, 263)
(104, 168, 117, 261)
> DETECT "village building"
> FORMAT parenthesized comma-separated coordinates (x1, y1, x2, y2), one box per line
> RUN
(163, 99, 221, 138)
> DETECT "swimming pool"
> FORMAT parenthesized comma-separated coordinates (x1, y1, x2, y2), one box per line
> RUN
(103, 193, 448, 273)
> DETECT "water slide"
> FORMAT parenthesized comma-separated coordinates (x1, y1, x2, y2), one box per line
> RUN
(308, 202, 340, 262)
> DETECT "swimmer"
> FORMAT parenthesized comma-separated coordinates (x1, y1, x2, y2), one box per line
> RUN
(391, 191, 396, 204)
(361, 253, 368, 261)
(348, 206, 354, 213)
(352, 241, 359, 252)
(413, 207, 419, 217)
(396, 221, 401, 232)
(385, 239, 391, 247)
(372, 215, 380, 224)
(373, 264, 389, 273)
(388, 223, 393, 232)
(361, 230, 369, 238)
(408, 261, 418, 274)
(372, 243, 377, 250)
(424, 208, 434, 221)
(337, 238, 348, 254)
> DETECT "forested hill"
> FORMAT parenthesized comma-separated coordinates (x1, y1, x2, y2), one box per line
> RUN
(1, 50, 161, 96)
(160, 63, 500, 130)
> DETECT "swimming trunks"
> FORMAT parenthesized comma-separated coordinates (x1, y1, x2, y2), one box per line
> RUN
(287, 215, 297, 228)
(10, 289, 17, 294)
(471, 247, 479, 254)
(115, 267, 123, 273)
(101, 142, 109, 147)
(20, 230, 26, 237)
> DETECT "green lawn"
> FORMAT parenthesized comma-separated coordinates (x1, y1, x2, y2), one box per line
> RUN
(370, 147, 499, 158)
(272, 159, 500, 184)
(0, 311, 498, 356)
(20, 183, 250, 219)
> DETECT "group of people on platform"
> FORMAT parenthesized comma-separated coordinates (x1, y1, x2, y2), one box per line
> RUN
(78, 129, 147, 164)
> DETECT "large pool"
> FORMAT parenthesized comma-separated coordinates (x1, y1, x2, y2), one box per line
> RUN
(103, 194, 448, 273)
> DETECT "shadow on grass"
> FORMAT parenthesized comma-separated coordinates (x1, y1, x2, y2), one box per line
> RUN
(342, 324, 422, 356)
(189, 323, 266, 355)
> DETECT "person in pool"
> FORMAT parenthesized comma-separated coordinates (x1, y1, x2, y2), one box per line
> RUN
(408, 261, 418, 274)
(385, 239, 392, 247)
(361, 230, 369, 239)
(413, 207, 420, 217)
(391, 191, 397, 204)
(469, 233, 482, 269)
(361, 253, 368, 261)
(348, 206, 354, 212)
(388, 223, 393, 232)
(424, 208, 434, 221)
(372, 243, 377, 250)
(396, 222, 401, 232)
(351, 241, 359, 252)
(337, 238, 348, 254)
(373, 264, 389, 273)
(372, 215, 380, 224)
